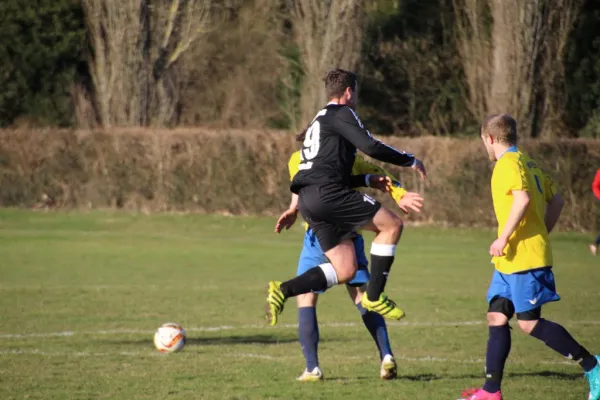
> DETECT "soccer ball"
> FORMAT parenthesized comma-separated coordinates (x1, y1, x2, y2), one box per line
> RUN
(153, 322, 186, 353)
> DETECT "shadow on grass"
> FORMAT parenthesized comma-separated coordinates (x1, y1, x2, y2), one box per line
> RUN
(421, 370, 583, 382)
(326, 370, 586, 383)
(506, 370, 583, 381)
(323, 374, 445, 382)
(107, 334, 301, 347)
(402, 373, 443, 381)
(186, 335, 300, 345)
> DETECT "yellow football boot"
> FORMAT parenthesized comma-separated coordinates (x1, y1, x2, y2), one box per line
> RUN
(361, 292, 406, 321)
(265, 281, 286, 326)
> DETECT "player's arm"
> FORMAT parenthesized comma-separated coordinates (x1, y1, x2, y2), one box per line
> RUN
(275, 194, 299, 234)
(349, 174, 369, 188)
(276, 153, 302, 233)
(545, 193, 564, 234)
(353, 155, 407, 200)
(348, 174, 392, 194)
(543, 171, 563, 234)
(288, 193, 299, 211)
(335, 107, 426, 178)
(353, 155, 423, 213)
(490, 189, 530, 256)
(499, 190, 530, 242)
(490, 161, 530, 256)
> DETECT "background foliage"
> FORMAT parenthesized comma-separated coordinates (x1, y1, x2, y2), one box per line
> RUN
(0, 0, 599, 137)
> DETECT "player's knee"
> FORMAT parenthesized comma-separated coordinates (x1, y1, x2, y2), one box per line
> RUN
(336, 265, 357, 283)
(517, 319, 538, 334)
(379, 212, 403, 242)
(326, 241, 358, 283)
(389, 216, 403, 240)
(487, 312, 509, 326)
(487, 296, 514, 323)
(516, 308, 541, 334)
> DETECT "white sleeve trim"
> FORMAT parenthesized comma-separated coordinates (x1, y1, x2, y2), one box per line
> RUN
(347, 106, 415, 163)
(347, 107, 364, 128)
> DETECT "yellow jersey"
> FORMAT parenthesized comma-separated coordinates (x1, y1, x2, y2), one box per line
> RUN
(288, 151, 407, 231)
(491, 147, 557, 274)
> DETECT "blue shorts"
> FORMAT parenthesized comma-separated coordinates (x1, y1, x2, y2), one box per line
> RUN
(297, 228, 370, 293)
(486, 267, 561, 313)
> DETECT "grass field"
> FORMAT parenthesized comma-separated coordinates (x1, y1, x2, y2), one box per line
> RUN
(0, 209, 598, 400)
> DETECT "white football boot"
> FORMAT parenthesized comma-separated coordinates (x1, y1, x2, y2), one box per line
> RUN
(296, 366, 324, 382)
(380, 354, 398, 380)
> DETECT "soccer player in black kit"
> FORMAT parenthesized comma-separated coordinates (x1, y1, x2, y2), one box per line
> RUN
(266, 68, 427, 326)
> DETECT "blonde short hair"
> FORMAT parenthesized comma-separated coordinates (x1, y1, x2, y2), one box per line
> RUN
(481, 114, 517, 145)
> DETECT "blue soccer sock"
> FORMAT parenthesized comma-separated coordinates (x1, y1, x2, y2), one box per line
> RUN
(530, 318, 598, 372)
(596, 234, 600, 246)
(356, 302, 393, 359)
(483, 325, 511, 393)
(298, 307, 319, 370)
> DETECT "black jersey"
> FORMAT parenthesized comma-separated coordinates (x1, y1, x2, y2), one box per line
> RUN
(290, 104, 415, 193)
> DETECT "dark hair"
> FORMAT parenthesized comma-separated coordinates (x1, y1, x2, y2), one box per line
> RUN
(296, 125, 308, 142)
(481, 113, 518, 145)
(324, 68, 357, 99)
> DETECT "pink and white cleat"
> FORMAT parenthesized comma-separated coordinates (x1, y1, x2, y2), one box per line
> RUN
(458, 388, 503, 400)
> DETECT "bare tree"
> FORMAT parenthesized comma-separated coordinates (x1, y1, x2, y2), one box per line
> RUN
(288, 0, 367, 125)
(536, 0, 581, 136)
(173, 0, 284, 128)
(80, 0, 215, 127)
(453, 0, 492, 122)
(454, 0, 582, 137)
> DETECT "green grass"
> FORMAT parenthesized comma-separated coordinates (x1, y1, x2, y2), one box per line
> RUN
(0, 209, 598, 400)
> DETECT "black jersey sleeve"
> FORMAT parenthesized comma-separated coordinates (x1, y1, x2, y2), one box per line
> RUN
(335, 106, 416, 167)
(348, 174, 368, 188)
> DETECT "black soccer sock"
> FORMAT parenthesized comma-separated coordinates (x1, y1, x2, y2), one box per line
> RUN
(367, 243, 396, 302)
(280, 263, 337, 298)
(482, 325, 511, 393)
(530, 318, 598, 372)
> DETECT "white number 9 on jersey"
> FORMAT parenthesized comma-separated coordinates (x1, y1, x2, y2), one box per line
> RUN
(302, 122, 321, 160)
(300, 121, 320, 169)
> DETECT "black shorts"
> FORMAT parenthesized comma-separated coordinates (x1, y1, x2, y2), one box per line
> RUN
(298, 183, 381, 252)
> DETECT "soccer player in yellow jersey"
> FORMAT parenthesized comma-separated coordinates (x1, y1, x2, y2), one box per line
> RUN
(460, 114, 600, 400)
(275, 150, 423, 382)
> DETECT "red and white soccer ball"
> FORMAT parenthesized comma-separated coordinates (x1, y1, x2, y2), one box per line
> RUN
(153, 322, 186, 353)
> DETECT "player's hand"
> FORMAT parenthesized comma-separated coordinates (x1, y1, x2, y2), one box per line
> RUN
(411, 159, 427, 180)
(397, 192, 424, 214)
(368, 175, 392, 193)
(275, 209, 298, 233)
(489, 237, 508, 257)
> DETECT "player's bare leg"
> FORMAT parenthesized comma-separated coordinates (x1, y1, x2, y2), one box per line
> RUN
(359, 207, 405, 319)
(296, 293, 323, 381)
(323, 240, 358, 283)
(347, 285, 397, 379)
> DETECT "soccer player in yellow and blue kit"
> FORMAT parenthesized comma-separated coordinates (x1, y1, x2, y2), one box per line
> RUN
(275, 150, 423, 382)
(460, 114, 600, 400)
